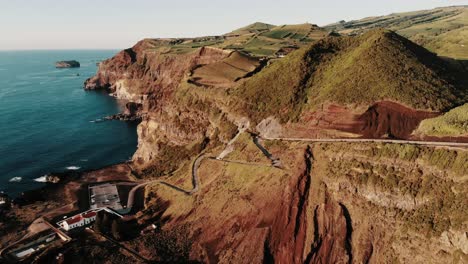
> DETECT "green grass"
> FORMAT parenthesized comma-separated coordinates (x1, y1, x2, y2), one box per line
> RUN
(366, 143, 468, 176)
(417, 103, 468, 136)
(227, 22, 276, 35)
(260, 24, 321, 40)
(325, 6, 468, 59)
(234, 29, 465, 123)
(318, 142, 468, 236)
(233, 47, 311, 122)
(305, 30, 464, 111)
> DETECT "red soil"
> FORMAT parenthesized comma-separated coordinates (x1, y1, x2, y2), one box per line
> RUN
(292, 101, 440, 140)
(355, 101, 439, 139)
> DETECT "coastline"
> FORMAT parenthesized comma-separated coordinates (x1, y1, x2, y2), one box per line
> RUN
(0, 162, 136, 249)
(0, 50, 138, 197)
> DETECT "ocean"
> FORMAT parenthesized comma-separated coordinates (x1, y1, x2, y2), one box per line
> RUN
(0, 50, 138, 197)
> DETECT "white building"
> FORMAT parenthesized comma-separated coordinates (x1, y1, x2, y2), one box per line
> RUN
(59, 210, 97, 231)
(57, 208, 122, 232)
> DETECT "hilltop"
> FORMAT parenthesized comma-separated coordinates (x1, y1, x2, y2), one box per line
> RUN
(325, 6, 468, 59)
(235, 29, 466, 123)
(222, 22, 330, 56)
(128, 22, 330, 58)
(225, 22, 276, 36)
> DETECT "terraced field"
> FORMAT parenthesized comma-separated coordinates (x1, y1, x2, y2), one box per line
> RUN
(325, 6, 468, 59)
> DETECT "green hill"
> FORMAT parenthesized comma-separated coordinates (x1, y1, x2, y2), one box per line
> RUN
(235, 29, 466, 122)
(226, 22, 276, 36)
(144, 22, 330, 57)
(259, 23, 325, 40)
(221, 23, 329, 56)
(416, 103, 468, 136)
(325, 6, 468, 59)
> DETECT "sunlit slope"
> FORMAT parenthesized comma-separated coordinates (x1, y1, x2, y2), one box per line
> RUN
(235, 29, 466, 122)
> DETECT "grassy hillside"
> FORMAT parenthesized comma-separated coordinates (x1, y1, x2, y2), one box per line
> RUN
(325, 6, 468, 59)
(140, 22, 330, 57)
(416, 103, 468, 136)
(222, 23, 329, 56)
(260, 23, 324, 40)
(226, 22, 276, 36)
(235, 29, 466, 122)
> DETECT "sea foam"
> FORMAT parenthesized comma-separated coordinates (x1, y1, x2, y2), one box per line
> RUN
(66, 166, 81, 170)
(34, 175, 48, 182)
(9, 177, 22, 182)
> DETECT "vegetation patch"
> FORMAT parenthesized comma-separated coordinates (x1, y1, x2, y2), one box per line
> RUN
(416, 103, 468, 136)
(235, 29, 466, 123)
(317, 142, 467, 236)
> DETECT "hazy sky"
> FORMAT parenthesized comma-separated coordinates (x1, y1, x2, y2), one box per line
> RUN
(0, 0, 467, 50)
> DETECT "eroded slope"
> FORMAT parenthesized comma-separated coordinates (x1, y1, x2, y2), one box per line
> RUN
(135, 135, 467, 263)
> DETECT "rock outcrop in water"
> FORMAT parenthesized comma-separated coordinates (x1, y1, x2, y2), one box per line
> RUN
(55, 60, 80, 68)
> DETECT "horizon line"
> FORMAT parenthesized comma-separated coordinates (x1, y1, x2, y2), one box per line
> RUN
(0, 48, 122, 52)
(1, 4, 466, 51)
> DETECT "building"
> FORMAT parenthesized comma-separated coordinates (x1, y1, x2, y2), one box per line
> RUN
(59, 210, 97, 231)
(88, 183, 123, 211)
(1, 218, 71, 262)
(57, 208, 122, 232)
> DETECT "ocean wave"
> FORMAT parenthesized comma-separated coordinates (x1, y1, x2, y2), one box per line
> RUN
(9, 176, 22, 182)
(66, 166, 81, 170)
(34, 175, 48, 182)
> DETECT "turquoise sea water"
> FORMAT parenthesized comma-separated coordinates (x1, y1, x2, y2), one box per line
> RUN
(0, 50, 138, 197)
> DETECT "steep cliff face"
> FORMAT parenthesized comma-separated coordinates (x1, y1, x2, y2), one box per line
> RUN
(138, 137, 467, 263)
(85, 41, 248, 171)
(85, 30, 467, 172)
(85, 40, 231, 104)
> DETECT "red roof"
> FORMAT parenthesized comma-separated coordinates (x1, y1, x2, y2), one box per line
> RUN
(82, 211, 97, 218)
(66, 215, 83, 225)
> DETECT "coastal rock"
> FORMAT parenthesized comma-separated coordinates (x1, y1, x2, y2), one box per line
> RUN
(104, 113, 142, 122)
(104, 102, 143, 121)
(45, 174, 61, 184)
(55, 60, 80, 68)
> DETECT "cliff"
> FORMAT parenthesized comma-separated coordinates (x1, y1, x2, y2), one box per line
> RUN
(81, 28, 468, 263)
(137, 135, 467, 263)
(84, 28, 468, 171)
(84, 40, 258, 173)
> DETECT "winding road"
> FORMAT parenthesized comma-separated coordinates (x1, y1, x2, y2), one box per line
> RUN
(122, 154, 206, 212)
(122, 135, 467, 212)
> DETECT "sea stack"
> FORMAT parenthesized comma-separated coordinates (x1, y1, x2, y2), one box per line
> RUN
(55, 60, 80, 68)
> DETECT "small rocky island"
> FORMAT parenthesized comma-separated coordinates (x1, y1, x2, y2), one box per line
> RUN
(55, 60, 80, 68)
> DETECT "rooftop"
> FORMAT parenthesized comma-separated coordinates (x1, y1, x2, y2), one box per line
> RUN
(65, 215, 82, 225)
